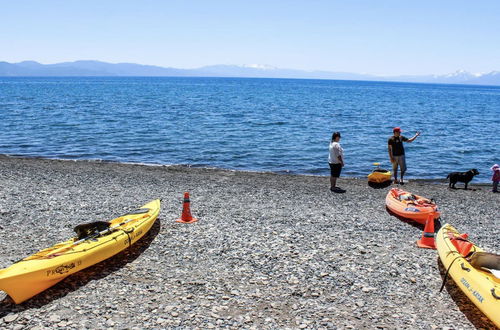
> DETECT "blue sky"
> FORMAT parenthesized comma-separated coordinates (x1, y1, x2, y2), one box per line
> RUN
(2, 0, 499, 75)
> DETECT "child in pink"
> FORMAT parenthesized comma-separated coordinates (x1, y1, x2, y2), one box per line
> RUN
(492, 164, 500, 193)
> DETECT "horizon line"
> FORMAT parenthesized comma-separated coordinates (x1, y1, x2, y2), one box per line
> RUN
(3, 59, 498, 78)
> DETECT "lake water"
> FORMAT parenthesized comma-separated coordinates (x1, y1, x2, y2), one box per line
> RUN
(0, 77, 498, 182)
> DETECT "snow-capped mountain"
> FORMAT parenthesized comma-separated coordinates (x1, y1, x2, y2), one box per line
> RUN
(438, 69, 476, 82)
(1, 61, 499, 86)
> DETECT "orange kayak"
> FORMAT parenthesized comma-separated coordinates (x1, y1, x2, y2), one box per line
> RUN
(385, 188, 440, 224)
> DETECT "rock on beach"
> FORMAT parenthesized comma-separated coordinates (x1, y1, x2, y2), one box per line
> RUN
(0, 155, 498, 329)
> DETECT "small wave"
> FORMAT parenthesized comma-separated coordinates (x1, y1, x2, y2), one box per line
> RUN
(1, 77, 498, 183)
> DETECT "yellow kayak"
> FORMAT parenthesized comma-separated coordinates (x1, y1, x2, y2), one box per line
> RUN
(0, 199, 160, 304)
(367, 169, 392, 183)
(367, 163, 391, 184)
(436, 223, 500, 327)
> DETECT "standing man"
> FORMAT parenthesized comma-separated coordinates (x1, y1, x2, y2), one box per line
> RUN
(388, 127, 420, 184)
(329, 131, 345, 193)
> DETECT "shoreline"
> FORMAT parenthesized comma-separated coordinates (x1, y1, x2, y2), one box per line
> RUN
(0, 154, 492, 186)
(0, 156, 498, 328)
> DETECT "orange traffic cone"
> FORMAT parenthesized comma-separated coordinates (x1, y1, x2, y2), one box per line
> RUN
(416, 213, 436, 249)
(176, 192, 198, 223)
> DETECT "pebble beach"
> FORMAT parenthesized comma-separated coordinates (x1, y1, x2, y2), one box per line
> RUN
(0, 155, 498, 329)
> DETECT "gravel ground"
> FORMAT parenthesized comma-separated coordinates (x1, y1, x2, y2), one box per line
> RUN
(0, 156, 498, 329)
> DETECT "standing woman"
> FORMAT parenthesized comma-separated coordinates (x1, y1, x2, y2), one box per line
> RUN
(329, 132, 345, 193)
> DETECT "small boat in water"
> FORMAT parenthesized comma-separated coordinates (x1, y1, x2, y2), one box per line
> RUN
(0, 199, 161, 304)
(385, 188, 440, 224)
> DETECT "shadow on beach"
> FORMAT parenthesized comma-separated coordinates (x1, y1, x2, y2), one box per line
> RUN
(437, 258, 497, 329)
(385, 207, 442, 232)
(385, 206, 425, 231)
(367, 180, 392, 189)
(0, 219, 161, 315)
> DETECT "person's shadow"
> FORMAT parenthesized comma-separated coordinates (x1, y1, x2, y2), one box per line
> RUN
(0, 218, 161, 315)
(437, 258, 497, 329)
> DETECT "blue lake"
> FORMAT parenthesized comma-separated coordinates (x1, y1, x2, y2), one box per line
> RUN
(0, 77, 498, 182)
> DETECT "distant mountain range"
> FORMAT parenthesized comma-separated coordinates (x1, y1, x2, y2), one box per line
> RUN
(1, 60, 500, 86)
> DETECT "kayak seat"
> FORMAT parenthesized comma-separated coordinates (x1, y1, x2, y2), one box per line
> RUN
(74, 221, 111, 240)
(450, 234, 474, 256)
(399, 193, 416, 202)
(469, 252, 500, 271)
(400, 194, 409, 200)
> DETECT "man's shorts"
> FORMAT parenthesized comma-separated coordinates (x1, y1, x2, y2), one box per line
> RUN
(329, 163, 342, 178)
(392, 155, 407, 173)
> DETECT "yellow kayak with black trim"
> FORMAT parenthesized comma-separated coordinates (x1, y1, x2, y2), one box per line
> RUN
(436, 223, 500, 327)
(0, 199, 160, 304)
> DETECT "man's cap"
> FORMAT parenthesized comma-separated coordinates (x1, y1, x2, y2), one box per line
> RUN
(393, 127, 402, 132)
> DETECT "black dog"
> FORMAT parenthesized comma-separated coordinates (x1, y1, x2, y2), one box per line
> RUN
(74, 221, 111, 240)
(446, 169, 479, 190)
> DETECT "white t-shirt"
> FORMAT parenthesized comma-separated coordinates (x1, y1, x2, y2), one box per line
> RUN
(328, 141, 344, 164)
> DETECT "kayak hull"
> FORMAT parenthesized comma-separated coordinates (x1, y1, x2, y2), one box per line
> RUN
(368, 169, 392, 183)
(0, 199, 160, 304)
(436, 224, 500, 327)
(385, 188, 440, 224)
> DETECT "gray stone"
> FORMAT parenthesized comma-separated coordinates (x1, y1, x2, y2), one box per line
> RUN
(48, 314, 61, 323)
(0, 157, 495, 330)
(4, 314, 18, 323)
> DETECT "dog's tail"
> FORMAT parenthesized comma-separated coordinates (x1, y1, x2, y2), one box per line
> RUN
(446, 174, 450, 180)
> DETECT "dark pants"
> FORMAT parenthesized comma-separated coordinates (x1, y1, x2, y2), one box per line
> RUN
(329, 163, 342, 178)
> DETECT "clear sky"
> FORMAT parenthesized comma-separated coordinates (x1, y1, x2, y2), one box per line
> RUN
(1, 0, 499, 76)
